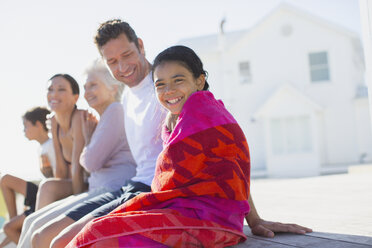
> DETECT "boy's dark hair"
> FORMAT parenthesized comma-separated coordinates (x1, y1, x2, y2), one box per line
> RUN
(152, 45, 209, 90)
(23, 107, 51, 131)
(49, 74, 80, 95)
(95, 19, 139, 52)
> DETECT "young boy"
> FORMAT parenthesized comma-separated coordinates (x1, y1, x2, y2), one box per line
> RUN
(0, 107, 56, 246)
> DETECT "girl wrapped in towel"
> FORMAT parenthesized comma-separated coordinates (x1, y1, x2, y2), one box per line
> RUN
(67, 45, 251, 248)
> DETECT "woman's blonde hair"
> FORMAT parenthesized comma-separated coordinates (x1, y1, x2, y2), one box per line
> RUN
(85, 59, 124, 102)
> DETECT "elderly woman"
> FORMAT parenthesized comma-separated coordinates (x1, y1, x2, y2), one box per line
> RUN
(17, 60, 136, 248)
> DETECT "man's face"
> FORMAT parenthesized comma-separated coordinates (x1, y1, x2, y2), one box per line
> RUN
(100, 34, 149, 88)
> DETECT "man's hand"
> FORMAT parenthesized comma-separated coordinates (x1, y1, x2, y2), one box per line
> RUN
(247, 217, 313, 238)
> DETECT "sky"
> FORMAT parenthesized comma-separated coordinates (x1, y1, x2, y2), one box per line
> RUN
(0, 0, 362, 180)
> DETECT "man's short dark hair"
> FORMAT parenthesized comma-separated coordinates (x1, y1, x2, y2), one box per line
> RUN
(23, 107, 51, 131)
(95, 19, 139, 52)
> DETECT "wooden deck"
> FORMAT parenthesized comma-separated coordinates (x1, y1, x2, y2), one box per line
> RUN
(234, 226, 372, 247)
(1, 229, 371, 248)
(233, 166, 372, 248)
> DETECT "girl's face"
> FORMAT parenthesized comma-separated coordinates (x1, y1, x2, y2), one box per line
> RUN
(154, 61, 205, 115)
(47, 76, 78, 112)
(84, 73, 115, 111)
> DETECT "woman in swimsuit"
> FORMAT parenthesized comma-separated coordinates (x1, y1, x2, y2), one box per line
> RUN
(1, 74, 87, 246)
(36, 74, 88, 209)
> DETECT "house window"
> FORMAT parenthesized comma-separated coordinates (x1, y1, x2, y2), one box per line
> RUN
(270, 116, 312, 155)
(309, 51, 330, 82)
(239, 61, 252, 84)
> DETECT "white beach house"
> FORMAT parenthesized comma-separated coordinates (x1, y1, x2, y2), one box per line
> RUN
(178, 3, 372, 177)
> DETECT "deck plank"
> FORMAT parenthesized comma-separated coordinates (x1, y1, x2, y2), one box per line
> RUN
(306, 232, 372, 246)
(232, 226, 372, 247)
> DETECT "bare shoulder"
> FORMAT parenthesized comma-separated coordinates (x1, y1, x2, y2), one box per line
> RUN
(72, 109, 87, 123)
(70, 109, 87, 132)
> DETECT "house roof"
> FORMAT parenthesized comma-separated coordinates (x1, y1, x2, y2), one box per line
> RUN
(178, 2, 360, 54)
(254, 84, 323, 118)
(178, 29, 247, 54)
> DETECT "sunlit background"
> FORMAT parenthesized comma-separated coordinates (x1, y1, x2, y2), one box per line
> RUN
(0, 0, 367, 182)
